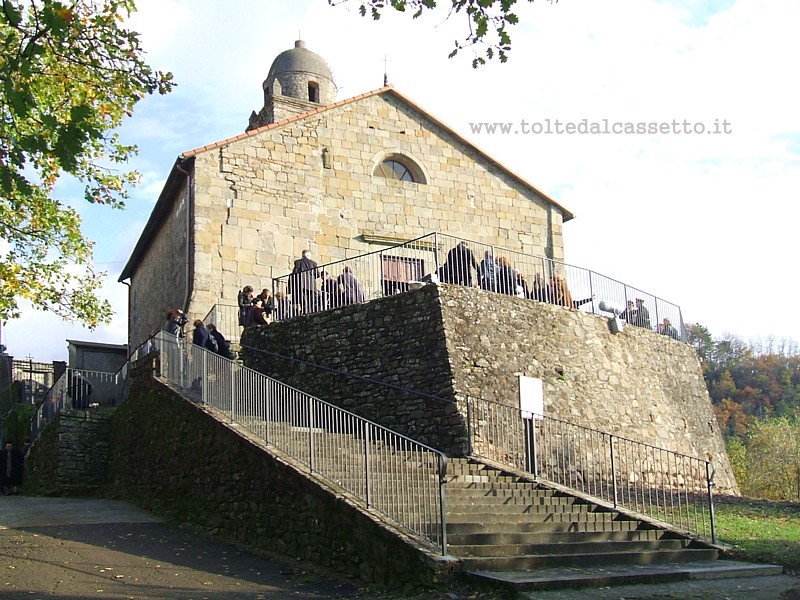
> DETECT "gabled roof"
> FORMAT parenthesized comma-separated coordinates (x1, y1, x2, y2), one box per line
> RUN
(120, 86, 573, 282)
(181, 86, 574, 223)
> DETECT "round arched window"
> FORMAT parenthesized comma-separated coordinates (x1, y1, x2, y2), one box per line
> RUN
(374, 159, 414, 182)
(372, 154, 425, 184)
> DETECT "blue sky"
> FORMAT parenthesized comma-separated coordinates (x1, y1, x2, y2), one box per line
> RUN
(3, 0, 799, 361)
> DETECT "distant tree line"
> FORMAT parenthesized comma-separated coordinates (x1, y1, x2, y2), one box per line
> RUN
(686, 324, 800, 501)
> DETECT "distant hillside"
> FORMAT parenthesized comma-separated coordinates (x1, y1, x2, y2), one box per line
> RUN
(687, 324, 800, 437)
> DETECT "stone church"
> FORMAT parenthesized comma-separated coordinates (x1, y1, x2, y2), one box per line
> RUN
(119, 40, 737, 492)
(119, 40, 574, 347)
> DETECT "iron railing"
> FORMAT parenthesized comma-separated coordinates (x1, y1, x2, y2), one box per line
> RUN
(203, 303, 241, 344)
(28, 368, 122, 442)
(464, 395, 716, 543)
(153, 331, 449, 554)
(269, 232, 686, 341)
(10, 359, 57, 404)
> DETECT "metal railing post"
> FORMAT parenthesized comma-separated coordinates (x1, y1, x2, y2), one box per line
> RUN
(179, 338, 186, 390)
(201, 349, 208, 404)
(433, 232, 440, 272)
(707, 462, 717, 544)
(231, 366, 237, 423)
(438, 454, 448, 556)
(610, 435, 619, 508)
(364, 422, 372, 508)
(308, 395, 315, 473)
(530, 417, 539, 478)
(466, 398, 473, 455)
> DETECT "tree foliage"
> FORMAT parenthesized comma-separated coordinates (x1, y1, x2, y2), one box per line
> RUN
(743, 415, 800, 501)
(0, 0, 172, 327)
(691, 324, 800, 499)
(329, 0, 558, 68)
(690, 324, 800, 429)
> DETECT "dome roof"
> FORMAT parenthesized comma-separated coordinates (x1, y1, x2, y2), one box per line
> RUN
(267, 40, 334, 81)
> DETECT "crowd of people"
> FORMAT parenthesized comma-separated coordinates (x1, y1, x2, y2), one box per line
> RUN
(437, 243, 593, 309)
(437, 242, 681, 339)
(237, 251, 367, 325)
(161, 244, 681, 350)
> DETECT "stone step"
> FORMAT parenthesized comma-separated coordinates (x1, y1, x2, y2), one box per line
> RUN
(444, 485, 562, 498)
(445, 480, 558, 491)
(466, 560, 784, 592)
(445, 494, 585, 507)
(445, 509, 618, 524)
(449, 538, 692, 558)
(448, 473, 525, 484)
(457, 547, 720, 571)
(446, 519, 647, 535)
(446, 528, 671, 547)
(447, 502, 602, 516)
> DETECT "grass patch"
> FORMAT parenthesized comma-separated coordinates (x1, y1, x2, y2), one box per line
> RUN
(714, 494, 800, 573)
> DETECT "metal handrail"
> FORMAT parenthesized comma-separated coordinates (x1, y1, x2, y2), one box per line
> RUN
(225, 343, 717, 543)
(153, 331, 449, 555)
(28, 367, 123, 442)
(464, 394, 716, 543)
(26, 333, 159, 444)
(269, 231, 686, 341)
(203, 303, 241, 344)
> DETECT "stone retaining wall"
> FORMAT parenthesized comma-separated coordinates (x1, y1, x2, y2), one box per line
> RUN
(240, 283, 737, 493)
(106, 358, 453, 586)
(24, 410, 112, 495)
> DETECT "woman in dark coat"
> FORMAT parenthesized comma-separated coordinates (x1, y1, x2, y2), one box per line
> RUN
(206, 324, 231, 359)
(237, 286, 254, 327)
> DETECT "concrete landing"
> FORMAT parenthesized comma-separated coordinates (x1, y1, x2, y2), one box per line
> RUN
(468, 560, 785, 592)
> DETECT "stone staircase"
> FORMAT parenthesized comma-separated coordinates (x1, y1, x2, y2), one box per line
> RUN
(198, 402, 783, 593)
(444, 458, 780, 591)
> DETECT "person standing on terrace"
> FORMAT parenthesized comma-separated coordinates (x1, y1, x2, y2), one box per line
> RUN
(478, 250, 498, 292)
(620, 300, 637, 324)
(550, 274, 574, 308)
(338, 266, 365, 305)
(659, 318, 680, 340)
(292, 250, 320, 314)
(238, 286, 254, 327)
(634, 298, 651, 329)
(529, 273, 550, 302)
(443, 241, 478, 287)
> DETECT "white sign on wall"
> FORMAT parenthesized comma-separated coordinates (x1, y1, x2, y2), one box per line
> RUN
(519, 375, 544, 420)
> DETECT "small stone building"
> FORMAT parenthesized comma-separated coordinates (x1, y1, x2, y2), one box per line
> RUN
(119, 40, 573, 348)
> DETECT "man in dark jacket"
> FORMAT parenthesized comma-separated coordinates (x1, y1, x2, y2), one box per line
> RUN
(68, 371, 93, 409)
(292, 250, 320, 314)
(444, 241, 478, 287)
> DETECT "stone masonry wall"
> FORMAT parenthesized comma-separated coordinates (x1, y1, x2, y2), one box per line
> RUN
(240, 283, 737, 493)
(126, 90, 567, 348)
(24, 410, 112, 495)
(107, 359, 453, 586)
(240, 283, 469, 455)
(128, 178, 190, 346)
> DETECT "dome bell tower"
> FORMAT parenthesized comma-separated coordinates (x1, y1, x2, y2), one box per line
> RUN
(247, 40, 338, 131)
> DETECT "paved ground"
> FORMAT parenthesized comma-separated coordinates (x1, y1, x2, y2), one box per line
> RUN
(0, 495, 359, 599)
(516, 573, 800, 600)
(2, 495, 799, 600)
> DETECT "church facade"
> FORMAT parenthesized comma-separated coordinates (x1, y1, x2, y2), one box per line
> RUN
(120, 41, 573, 348)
